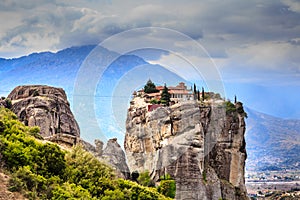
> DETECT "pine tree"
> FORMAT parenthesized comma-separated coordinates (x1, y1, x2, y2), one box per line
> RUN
(160, 84, 171, 106)
(193, 83, 197, 100)
(197, 90, 200, 101)
(144, 79, 159, 93)
(202, 87, 205, 100)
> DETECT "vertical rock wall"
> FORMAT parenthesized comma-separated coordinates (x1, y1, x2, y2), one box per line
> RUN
(125, 96, 249, 200)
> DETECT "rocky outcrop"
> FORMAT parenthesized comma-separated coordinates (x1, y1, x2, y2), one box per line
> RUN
(125, 96, 249, 200)
(7, 85, 80, 146)
(102, 138, 131, 179)
(80, 138, 130, 179)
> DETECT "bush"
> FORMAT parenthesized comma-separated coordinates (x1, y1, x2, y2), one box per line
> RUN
(158, 174, 176, 198)
(9, 166, 47, 197)
(158, 180, 176, 198)
(137, 170, 154, 187)
(150, 99, 159, 104)
(224, 101, 236, 114)
(0, 108, 172, 199)
(51, 182, 92, 200)
(5, 99, 12, 109)
(65, 145, 115, 197)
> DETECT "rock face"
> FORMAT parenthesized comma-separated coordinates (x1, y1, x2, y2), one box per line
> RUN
(7, 85, 80, 146)
(80, 138, 130, 179)
(125, 96, 249, 200)
(102, 138, 131, 179)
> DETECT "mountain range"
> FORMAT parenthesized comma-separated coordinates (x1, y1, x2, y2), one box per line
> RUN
(0, 45, 299, 172)
(245, 108, 300, 171)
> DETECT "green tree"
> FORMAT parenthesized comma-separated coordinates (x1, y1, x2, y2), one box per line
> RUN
(5, 98, 12, 109)
(65, 145, 115, 197)
(144, 79, 159, 94)
(193, 84, 197, 100)
(160, 84, 171, 106)
(51, 182, 92, 200)
(137, 171, 154, 187)
(158, 174, 176, 198)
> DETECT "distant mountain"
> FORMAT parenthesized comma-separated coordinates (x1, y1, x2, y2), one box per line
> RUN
(0, 45, 185, 143)
(0, 45, 148, 98)
(0, 45, 95, 96)
(245, 108, 300, 171)
(1, 45, 299, 172)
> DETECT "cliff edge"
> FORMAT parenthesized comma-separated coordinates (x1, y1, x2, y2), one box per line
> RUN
(124, 94, 248, 200)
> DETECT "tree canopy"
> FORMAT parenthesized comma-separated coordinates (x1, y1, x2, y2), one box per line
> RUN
(144, 79, 159, 94)
(160, 84, 171, 106)
(0, 107, 172, 200)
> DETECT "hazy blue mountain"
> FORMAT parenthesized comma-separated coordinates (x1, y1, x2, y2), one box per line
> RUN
(0, 45, 96, 96)
(0, 45, 186, 143)
(1, 45, 299, 172)
(245, 108, 300, 171)
(0, 45, 147, 98)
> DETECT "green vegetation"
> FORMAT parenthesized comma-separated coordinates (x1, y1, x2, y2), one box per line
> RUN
(144, 79, 159, 94)
(0, 107, 171, 199)
(223, 100, 248, 118)
(137, 170, 155, 187)
(235, 102, 248, 118)
(160, 84, 171, 106)
(157, 174, 176, 198)
(224, 101, 236, 114)
(202, 170, 207, 183)
(5, 98, 12, 109)
(150, 99, 159, 104)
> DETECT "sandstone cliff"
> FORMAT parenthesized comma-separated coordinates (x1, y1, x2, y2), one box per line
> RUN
(125, 96, 248, 200)
(7, 85, 80, 146)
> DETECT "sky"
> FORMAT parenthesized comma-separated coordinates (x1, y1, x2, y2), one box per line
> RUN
(1, 0, 300, 119)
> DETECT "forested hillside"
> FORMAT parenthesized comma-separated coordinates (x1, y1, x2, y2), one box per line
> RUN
(0, 107, 171, 199)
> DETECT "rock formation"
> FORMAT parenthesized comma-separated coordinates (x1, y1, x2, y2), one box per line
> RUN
(125, 95, 249, 200)
(102, 138, 131, 179)
(80, 138, 130, 179)
(6, 85, 130, 178)
(7, 85, 80, 146)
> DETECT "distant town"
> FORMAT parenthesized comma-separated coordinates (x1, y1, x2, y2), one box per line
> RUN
(246, 170, 300, 199)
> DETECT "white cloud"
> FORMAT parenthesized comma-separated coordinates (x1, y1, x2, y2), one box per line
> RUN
(282, 0, 300, 13)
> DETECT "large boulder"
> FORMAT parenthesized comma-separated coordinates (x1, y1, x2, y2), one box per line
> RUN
(8, 85, 80, 146)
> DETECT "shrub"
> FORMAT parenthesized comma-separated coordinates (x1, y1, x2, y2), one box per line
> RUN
(51, 182, 92, 200)
(224, 101, 236, 114)
(0, 108, 171, 200)
(150, 99, 159, 104)
(137, 170, 154, 187)
(65, 145, 115, 197)
(5, 99, 12, 109)
(158, 174, 176, 198)
(9, 166, 47, 197)
(158, 180, 176, 198)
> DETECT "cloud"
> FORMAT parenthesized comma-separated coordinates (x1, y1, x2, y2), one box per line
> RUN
(282, 0, 300, 13)
(0, 0, 300, 86)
